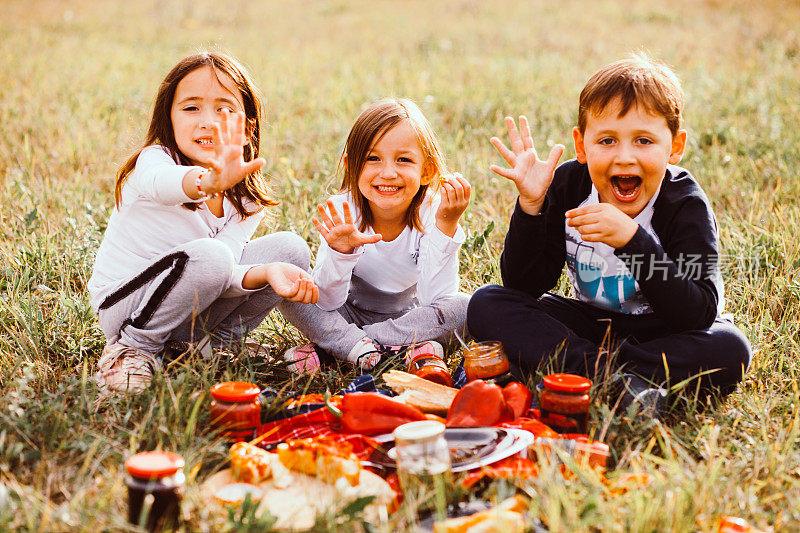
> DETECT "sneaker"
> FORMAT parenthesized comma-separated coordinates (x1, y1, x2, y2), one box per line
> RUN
(611, 373, 668, 419)
(95, 342, 161, 393)
(354, 340, 444, 372)
(283, 343, 334, 374)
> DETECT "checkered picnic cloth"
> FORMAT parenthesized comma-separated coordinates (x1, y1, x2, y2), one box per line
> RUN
(254, 403, 379, 459)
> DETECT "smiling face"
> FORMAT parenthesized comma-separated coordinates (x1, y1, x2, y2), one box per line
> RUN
(356, 120, 430, 226)
(573, 98, 687, 218)
(170, 65, 245, 167)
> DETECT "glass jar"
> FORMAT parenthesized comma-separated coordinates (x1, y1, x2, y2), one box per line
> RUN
(462, 341, 510, 383)
(393, 421, 450, 515)
(210, 381, 262, 443)
(407, 353, 453, 387)
(124, 451, 185, 531)
(539, 373, 592, 434)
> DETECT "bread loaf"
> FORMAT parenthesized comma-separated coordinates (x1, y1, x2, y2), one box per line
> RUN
(383, 370, 459, 415)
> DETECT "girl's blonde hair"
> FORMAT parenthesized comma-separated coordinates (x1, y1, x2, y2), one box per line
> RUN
(339, 98, 448, 232)
(115, 51, 278, 217)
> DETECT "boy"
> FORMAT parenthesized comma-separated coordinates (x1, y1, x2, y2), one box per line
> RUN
(467, 55, 750, 402)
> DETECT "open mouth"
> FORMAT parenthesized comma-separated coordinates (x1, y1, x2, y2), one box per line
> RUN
(374, 185, 401, 193)
(195, 138, 214, 148)
(610, 175, 642, 201)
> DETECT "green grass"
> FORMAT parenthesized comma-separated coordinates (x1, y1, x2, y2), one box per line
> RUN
(2, 0, 800, 530)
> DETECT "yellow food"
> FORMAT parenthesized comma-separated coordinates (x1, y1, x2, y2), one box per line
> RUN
(433, 496, 528, 533)
(230, 442, 273, 484)
(276, 438, 361, 487)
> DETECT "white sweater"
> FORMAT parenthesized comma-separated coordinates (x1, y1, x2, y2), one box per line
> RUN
(313, 192, 465, 312)
(88, 145, 264, 311)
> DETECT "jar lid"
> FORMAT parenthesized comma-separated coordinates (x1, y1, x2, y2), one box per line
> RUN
(543, 373, 591, 393)
(125, 451, 184, 479)
(394, 420, 445, 444)
(211, 381, 260, 402)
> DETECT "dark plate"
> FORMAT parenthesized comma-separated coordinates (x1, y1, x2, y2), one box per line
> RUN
(368, 427, 512, 472)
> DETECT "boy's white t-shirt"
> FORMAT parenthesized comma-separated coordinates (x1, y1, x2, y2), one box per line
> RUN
(88, 145, 264, 311)
(313, 191, 465, 311)
(564, 184, 662, 314)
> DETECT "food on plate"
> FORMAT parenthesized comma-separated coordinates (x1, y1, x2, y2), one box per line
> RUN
(213, 483, 264, 506)
(277, 437, 361, 486)
(230, 442, 273, 484)
(433, 495, 528, 533)
(229, 441, 293, 488)
(446, 380, 514, 427)
(383, 370, 459, 414)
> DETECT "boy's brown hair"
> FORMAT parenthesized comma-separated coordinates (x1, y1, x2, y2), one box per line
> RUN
(578, 54, 684, 137)
(339, 98, 448, 233)
(115, 51, 277, 217)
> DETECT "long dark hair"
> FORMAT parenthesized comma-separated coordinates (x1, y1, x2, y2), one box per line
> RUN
(115, 51, 277, 217)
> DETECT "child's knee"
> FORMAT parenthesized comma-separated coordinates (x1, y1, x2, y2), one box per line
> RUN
(183, 238, 236, 284)
(466, 284, 504, 334)
(274, 232, 312, 271)
(715, 324, 752, 379)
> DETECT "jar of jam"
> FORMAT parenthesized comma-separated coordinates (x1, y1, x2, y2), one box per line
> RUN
(124, 451, 185, 531)
(407, 353, 453, 387)
(539, 373, 592, 434)
(210, 381, 262, 443)
(462, 341, 511, 383)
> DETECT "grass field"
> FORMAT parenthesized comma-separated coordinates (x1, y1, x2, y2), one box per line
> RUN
(2, 0, 800, 530)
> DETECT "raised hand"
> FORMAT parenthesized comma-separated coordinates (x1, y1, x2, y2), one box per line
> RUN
(436, 172, 471, 237)
(490, 115, 565, 215)
(202, 110, 266, 195)
(565, 203, 639, 249)
(312, 200, 382, 254)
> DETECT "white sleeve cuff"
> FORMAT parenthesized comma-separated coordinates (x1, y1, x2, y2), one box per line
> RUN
(426, 223, 466, 252)
(219, 264, 259, 298)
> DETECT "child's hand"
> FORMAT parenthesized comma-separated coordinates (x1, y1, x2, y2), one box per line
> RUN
(202, 110, 266, 195)
(313, 200, 382, 254)
(490, 115, 565, 216)
(435, 172, 471, 237)
(565, 203, 639, 249)
(262, 262, 319, 304)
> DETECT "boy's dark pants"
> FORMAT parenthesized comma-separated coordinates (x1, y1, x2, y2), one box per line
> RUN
(467, 285, 751, 399)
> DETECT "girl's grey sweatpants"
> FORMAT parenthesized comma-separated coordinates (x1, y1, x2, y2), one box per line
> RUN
(279, 274, 471, 360)
(96, 232, 313, 353)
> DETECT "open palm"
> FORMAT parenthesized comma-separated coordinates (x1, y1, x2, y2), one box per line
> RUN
(204, 110, 265, 194)
(490, 115, 564, 214)
(313, 200, 382, 254)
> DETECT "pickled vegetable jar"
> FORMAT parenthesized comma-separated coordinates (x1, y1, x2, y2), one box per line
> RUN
(539, 373, 591, 434)
(210, 381, 261, 442)
(463, 341, 510, 382)
(407, 353, 453, 387)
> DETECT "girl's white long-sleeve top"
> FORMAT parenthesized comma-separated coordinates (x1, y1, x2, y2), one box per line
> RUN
(313, 192, 465, 312)
(88, 145, 264, 311)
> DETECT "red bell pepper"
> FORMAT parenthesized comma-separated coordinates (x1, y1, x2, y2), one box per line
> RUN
(327, 392, 426, 435)
(446, 380, 514, 427)
(502, 382, 534, 420)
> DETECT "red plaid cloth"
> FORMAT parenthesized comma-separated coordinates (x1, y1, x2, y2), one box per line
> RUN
(254, 408, 379, 460)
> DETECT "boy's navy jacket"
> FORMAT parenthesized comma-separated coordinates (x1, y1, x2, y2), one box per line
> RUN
(501, 159, 723, 333)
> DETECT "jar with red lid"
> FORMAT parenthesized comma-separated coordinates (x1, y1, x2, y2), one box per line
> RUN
(124, 451, 185, 531)
(462, 341, 511, 383)
(407, 353, 453, 386)
(539, 373, 592, 434)
(210, 381, 262, 443)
